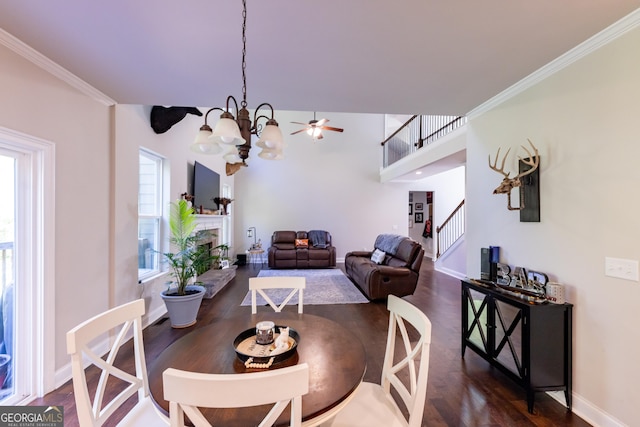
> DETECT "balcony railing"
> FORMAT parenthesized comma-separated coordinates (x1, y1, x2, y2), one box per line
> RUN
(0, 241, 13, 291)
(382, 115, 466, 167)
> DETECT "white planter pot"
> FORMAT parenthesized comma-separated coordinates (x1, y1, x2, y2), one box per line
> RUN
(161, 285, 205, 328)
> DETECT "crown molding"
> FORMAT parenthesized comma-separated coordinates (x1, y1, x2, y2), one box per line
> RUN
(468, 8, 640, 118)
(0, 28, 116, 106)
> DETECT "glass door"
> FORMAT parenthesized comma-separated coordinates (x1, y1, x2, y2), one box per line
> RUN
(464, 287, 489, 353)
(493, 299, 524, 377)
(0, 153, 15, 401)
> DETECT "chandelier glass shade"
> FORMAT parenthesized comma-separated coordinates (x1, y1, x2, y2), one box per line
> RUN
(189, 0, 284, 168)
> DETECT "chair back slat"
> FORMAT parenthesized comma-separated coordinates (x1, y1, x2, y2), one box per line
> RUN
(66, 299, 163, 426)
(163, 364, 309, 427)
(250, 277, 306, 314)
(381, 295, 432, 427)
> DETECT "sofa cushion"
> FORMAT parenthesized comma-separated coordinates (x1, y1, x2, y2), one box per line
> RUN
(393, 239, 420, 267)
(273, 230, 297, 244)
(371, 249, 385, 264)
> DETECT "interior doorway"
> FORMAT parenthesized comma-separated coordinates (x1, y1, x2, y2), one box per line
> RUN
(408, 191, 433, 258)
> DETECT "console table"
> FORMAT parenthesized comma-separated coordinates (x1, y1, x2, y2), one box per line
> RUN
(461, 279, 573, 413)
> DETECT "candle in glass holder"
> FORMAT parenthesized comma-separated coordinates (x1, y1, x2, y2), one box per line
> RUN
(255, 321, 275, 345)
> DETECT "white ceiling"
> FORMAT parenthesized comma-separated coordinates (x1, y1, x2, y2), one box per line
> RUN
(1, 1, 638, 116)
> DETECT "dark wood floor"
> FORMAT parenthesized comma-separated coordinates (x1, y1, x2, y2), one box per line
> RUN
(32, 261, 591, 426)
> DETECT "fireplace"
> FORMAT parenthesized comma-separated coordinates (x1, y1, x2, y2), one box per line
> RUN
(191, 214, 235, 297)
(192, 214, 227, 271)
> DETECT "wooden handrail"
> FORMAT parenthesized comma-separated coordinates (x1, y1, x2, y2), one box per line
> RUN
(436, 200, 465, 234)
(436, 200, 465, 258)
(381, 115, 417, 146)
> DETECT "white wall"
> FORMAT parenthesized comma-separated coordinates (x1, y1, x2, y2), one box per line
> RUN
(233, 111, 438, 260)
(466, 25, 640, 427)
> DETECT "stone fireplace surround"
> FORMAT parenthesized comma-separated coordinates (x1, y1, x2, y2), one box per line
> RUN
(193, 214, 236, 298)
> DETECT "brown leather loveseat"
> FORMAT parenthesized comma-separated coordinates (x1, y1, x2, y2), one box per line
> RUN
(268, 230, 336, 269)
(345, 234, 424, 300)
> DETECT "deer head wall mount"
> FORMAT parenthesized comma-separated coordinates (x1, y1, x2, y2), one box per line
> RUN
(488, 139, 540, 211)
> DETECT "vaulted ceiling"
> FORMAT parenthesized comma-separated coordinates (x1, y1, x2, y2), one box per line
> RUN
(0, 1, 637, 115)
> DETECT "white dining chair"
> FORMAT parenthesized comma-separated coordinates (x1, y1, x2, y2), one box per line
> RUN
(323, 295, 432, 427)
(250, 276, 306, 314)
(66, 299, 169, 426)
(163, 363, 310, 427)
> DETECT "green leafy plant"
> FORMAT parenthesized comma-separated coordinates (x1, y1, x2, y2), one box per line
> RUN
(162, 199, 214, 296)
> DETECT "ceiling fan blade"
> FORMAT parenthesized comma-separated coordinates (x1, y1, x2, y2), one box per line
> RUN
(291, 121, 310, 126)
(320, 126, 344, 132)
(290, 129, 307, 135)
(316, 118, 328, 126)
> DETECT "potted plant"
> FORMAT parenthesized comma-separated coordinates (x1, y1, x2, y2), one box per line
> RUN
(160, 199, 212, 328)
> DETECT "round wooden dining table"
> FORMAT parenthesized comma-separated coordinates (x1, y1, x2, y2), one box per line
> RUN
(148, 312, 367, 426)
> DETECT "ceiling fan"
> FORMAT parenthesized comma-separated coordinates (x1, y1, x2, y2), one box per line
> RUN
(290, 113, 344, 140)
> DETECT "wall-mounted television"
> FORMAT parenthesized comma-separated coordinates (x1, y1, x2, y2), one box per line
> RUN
(192, 161, 220, 211)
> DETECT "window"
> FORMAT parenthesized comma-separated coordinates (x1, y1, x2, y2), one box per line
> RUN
(138, 149, 164, 281)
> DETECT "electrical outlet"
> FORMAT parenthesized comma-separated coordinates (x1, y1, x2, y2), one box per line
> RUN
(605, 257, 639, 282)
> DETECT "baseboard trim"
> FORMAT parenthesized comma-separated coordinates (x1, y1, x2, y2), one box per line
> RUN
(547, 391, 627, 427)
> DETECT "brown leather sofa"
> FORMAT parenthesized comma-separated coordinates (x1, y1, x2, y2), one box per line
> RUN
(345, 234, 424, 300)
(268, 230, 336, 269)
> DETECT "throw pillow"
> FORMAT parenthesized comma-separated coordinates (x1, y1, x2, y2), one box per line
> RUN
(295, 239, 309, 248)
(371, 248, 386, 264)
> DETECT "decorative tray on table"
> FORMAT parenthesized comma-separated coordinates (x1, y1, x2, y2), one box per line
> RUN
(233, 326, 299, 369)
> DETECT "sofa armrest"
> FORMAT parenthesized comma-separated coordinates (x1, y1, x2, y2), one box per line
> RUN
(376, 266, 412, 276)
(346, 250, 373, 258)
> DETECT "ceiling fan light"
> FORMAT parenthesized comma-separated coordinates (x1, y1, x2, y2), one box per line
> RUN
(307, 127, 322, 138)
(257, 123, 284, 149)
(210, 117, 245, 145)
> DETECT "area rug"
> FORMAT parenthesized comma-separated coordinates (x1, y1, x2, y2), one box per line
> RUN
(240, 268, 369, 307)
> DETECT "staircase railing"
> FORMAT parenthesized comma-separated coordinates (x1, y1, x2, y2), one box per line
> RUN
(382, 115, 466, 167)
(436, 200, 465, 258)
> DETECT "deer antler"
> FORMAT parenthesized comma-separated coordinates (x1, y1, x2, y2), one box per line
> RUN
(513, 139, 539, 180)
(488, 139, 540, 211)
(488, 147, 512, 178)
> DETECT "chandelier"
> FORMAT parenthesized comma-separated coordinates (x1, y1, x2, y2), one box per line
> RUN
(190, 0, 284, 168)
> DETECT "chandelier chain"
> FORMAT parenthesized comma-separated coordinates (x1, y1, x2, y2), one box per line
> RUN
(241, 0, 247, 108)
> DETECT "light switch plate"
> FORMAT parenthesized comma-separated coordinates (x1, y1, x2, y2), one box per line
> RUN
(605, 257, 639, 282)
